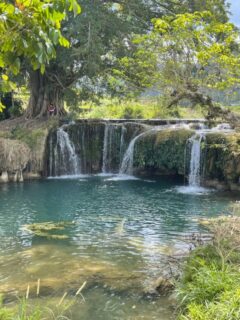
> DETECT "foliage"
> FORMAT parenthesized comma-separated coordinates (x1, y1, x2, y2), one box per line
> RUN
(180, 0, 230, 22)
(177, 213, 240, 320)
(0, 296, 76, 320)
(0, 0, 81, 109)
(77, 98, 203, 119)
(116, 11, 240, 114)
(10, 127, 45, 150)
(37, 1, 173, 100)
(180, 288, 240, 320)
(134, 128, 193, 174)
(24, 0, 184, 117)
(0, 92, 23, 120)
(26, 0, 230, 117)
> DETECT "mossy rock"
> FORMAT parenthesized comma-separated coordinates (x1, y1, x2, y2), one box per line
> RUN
(23, 221, 75, 240)
(134, 128, 193, 175)
(204, 132, 240, 183)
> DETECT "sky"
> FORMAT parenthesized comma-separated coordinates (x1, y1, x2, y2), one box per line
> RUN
(229, 0, 240, 26)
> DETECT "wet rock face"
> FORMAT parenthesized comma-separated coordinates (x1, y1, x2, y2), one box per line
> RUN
(1, 119, 240, 189)
(45, 121, 145, 176)
(133, 129, 194, 176)
(44, 122, 240, 190)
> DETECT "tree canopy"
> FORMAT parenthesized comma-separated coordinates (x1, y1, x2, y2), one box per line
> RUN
(116, 11, 240, 118)
(25, 0, 184, 117)
(0, 0, 80, 109)
(0, 0, 235, 118)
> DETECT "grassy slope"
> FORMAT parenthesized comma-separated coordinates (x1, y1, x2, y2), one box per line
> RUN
(176, 214, 240, 320)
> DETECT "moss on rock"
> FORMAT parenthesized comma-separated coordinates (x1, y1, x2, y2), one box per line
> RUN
(23, 221, 75, 240)
(134, 129, 194, 175)
(204, 132, 240, 184)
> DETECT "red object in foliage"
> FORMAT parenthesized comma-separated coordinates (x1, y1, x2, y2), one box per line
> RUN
(48, 104, 56, 114)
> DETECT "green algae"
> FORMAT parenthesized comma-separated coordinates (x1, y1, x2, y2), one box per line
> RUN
(23, 221, 75, 240)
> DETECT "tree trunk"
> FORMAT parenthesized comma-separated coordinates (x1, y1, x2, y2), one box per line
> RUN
(168, 89, 215, 110)
(25, 70, 66, 118)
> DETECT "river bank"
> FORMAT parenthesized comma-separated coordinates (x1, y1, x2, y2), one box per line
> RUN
(176, 213, 240, 319)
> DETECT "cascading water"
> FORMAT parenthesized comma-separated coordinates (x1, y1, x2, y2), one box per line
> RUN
(47, 120, 215, 180)
(120, 131, 147, 175)
(119, 126, 126, 168)
(119, 126, 167, 175)
(101, 123, 129, 174)
(102, 124, 110, 174)
(188, 133, 205, 187)
(51, 126, 80, 176)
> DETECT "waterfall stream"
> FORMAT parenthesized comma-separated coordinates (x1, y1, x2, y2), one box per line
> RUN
(48, 120, 229, 181)
(188, 133, 205, 187)
(52, 126, 80, 176)
(119, 126, 168, 175)
(119, 131, 147, 175)
(101, 123, 129, 174)
(102, 124, 109, 174)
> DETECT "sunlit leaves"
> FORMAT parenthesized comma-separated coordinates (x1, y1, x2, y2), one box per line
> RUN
(0, 0, 81, 93)
(121, 11, 240, 99)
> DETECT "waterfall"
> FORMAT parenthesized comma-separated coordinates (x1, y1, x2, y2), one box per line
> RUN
(48, 121, 211, 179)
(81, 129, 87, 173)
(188, 133, 205, 187)
(120, 133, 142, 175)
(49, 134, 53, 177)
(102, 123, 126, 174)
(119, 125, 126, 168)
(102, 124, 110, 173)
(53, 127, 80, 176)
(120, 128, 158, 175)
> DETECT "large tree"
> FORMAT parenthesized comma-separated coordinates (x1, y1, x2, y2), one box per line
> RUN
(116, 11, 240, 120)
(25, 0, 183, 118)
(0, 0, 80, 112)
(4, 0, 230, 118)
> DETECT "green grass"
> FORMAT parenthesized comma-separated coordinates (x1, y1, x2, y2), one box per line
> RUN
(74, 98, 204, 119)
(0, 296, 76, 320)
(176, 215, 240, 320)
(10, 127, 46, 150)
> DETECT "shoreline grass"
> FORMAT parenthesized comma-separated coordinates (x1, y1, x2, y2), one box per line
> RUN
(176, 209, 240, 320)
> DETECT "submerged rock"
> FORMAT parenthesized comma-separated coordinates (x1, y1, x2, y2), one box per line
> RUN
(144, 276, 175, 296)
(23, 221, 75, 240)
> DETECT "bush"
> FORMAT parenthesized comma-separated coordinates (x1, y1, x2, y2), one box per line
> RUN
(10, 127, 45, 150)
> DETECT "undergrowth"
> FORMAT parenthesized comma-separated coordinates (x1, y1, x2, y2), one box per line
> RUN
(10, 127, 45, 150)
(76, 98, 204, 119)
(176, 205, 240, 320)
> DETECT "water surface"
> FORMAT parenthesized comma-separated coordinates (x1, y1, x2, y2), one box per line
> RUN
(0, 176, 237, 319)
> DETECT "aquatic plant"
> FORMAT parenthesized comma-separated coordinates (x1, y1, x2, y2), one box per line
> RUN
(0, 279, 87, 320)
